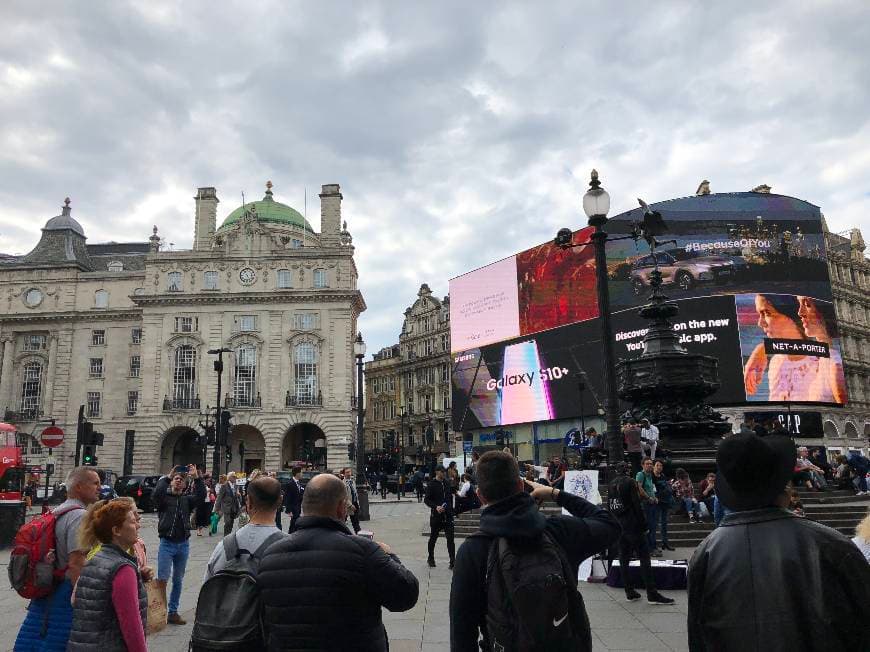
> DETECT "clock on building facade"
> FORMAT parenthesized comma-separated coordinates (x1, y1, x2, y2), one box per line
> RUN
(239, 267, 256, 285)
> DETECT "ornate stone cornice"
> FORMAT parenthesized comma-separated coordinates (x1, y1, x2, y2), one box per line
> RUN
(132, 290, 365, 312)
(0, 310, 142, 324)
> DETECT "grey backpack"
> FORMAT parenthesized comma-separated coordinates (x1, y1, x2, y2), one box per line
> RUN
(190, 531, 284, 651)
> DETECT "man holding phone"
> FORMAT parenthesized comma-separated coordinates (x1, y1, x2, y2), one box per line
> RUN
(153, 463, 205, 625)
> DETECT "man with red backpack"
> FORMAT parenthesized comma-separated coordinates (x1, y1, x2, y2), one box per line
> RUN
(13, 467, 101, 651)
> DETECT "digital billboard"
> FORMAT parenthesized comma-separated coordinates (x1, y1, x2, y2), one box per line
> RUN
(450, 226, 597, 352)
(450, 192, 846, 430)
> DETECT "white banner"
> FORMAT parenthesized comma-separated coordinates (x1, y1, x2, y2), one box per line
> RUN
(561, 470, 601, 583)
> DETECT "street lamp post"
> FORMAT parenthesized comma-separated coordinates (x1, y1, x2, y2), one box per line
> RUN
(555, 170, 624, 472)
(354, 332, 370, 521)
(582, 171, 623, 469)
(208, 348, 233, 478)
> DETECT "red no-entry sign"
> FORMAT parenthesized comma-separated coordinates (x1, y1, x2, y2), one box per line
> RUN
(40, 426, 64, 448)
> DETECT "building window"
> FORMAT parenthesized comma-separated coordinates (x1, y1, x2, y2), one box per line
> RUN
(167, 272, 182, 292)
(291, 239, 303, 248)
(204, 271, 219, 290)
(441, 334, 449, 352)
(127, 391, 139, 415)
(443, 394, 450, 411)
(172, 345, 197, 404)
(23, 334, 47, 351)
(441, 362, 449, 383)
(234, 344, 257, 407)
(20, 362, 42, 415)
(313, 269, 328, 288)
(130, 355, 141, 378)
(294, 342, 318, 404)
(131, 328, 142, 344)
(294, 313, 316, 330)
(86, 391, 101, 417)
(89, 358, 103, 378)
(175, 316, 197, 333)
(107, 261, 123, 272)
(238, 315, 257, 332)
(91, 330, 105, 345)
(277, 269, 292, 289)
(94, 290, 108, 308)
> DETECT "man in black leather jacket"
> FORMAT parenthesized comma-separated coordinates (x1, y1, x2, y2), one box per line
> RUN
(688, 433, 870, 651)
(258, 473, 419, 651)
(153, 465, 205, 625)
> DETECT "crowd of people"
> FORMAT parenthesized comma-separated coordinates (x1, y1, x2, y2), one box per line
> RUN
(10, 422, 870, 651)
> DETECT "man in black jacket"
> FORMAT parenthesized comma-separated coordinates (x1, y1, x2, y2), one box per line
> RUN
(153, 464, 205, 625)
(607, 463, 674, 604)
(282, 466, 304, 531)
(450, 451, 621, 651)
(688, 433, 870, 651)
(259, 473, 419, 651)
(424, 465, 454, 568)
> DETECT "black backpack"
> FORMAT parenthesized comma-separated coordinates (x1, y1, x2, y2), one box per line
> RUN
(190, 531, 284, 651)
(477, 531, 591, 652)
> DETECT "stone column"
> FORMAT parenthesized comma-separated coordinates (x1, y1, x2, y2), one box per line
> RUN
(43, 334, 59, 416)
(0, 337, 14, 413)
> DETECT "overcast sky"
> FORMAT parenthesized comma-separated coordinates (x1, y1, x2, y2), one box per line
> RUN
(2, 1, 868, 356)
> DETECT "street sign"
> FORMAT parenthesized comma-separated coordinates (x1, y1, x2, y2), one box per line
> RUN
(40, 426, 65, 448)
(462, 440, 473, 453)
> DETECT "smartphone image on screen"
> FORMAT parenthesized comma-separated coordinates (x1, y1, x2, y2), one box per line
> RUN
(499, 340, 554, 425)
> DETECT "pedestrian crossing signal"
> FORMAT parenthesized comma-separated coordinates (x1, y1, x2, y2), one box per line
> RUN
(82, 445, 97, 466)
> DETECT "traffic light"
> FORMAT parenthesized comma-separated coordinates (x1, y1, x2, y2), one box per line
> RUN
(225, 446, 232, 464)
(82, 445, 98, 466)
(204, 425, 216, 446)
(238, 441, 246, 458)
(80, 422, 104, 446)
(220, 410, 233, 436)
(495, 429, 505, 447)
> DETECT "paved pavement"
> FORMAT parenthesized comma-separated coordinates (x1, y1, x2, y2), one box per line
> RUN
(0, 495, 691, 651)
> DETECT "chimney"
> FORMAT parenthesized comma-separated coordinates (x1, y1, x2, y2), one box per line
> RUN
(319, 183, 342, 246)
(193, 187, 219, 251)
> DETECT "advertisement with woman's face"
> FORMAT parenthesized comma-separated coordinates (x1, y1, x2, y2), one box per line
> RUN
(737, 293, 846, 404)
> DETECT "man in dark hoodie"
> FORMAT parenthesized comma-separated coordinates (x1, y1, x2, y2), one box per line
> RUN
(450, 451, 621, 651)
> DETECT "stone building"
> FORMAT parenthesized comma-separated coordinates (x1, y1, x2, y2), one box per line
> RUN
(0, 182, 365, 479)
(363, 284, 452, 470)
(822, 225, 870, 450)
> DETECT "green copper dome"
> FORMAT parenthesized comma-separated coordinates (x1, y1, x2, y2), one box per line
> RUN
(217, 182, 315, 233)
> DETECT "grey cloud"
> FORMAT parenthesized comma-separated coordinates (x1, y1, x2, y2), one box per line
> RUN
(0, 0, 868, 354)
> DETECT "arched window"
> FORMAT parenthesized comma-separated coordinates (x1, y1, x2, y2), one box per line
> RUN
(234, 344, 258, 407)
(94, 289, 108, 308)
(107, 261, 124, 272)
(20, 361, 43, 417)
(172, 345, 197, 408)
(293, 342, 318, 405)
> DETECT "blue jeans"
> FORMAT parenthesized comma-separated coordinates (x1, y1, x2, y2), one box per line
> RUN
(158, 538, 190, 615)
(713, 495, 731, 526)
(657, 504, 670, 547)
(682, 497, 700, 518)
(644, 502, 659, 549)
